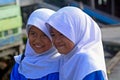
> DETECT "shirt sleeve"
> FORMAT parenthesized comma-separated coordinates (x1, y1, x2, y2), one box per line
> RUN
(10, 63, 20, 80)
(83, 70, 105, 80)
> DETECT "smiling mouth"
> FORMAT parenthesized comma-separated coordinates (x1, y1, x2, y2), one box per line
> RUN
(34, 44, 44, 49)
(57, 45, 65, 49)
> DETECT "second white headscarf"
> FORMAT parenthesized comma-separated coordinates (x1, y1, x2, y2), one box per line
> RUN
(47, 6, 108, 80)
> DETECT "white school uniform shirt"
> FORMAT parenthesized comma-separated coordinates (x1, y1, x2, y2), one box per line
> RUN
(14, 8, 61, 79)
(47, 6, 108, 80)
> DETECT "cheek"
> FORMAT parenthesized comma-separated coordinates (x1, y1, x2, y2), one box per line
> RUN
(65, 39, 74, 51)
(28, 35, 35, 40)
(45, 39, 52, 47)
(68, 43, 74, 51)
(29, 37, 35, 44)
(47, 41, 52, 46)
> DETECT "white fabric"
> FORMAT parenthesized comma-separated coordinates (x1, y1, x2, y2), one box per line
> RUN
(47, 6, 108, 80)
(14, 8, 61, 79)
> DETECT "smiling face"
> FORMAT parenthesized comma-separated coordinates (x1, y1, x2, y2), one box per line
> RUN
(28, 26, 52, 53)
(49, 27, 74, 54)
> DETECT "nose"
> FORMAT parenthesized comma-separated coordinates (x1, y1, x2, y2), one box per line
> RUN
(35, 35, 43, 43)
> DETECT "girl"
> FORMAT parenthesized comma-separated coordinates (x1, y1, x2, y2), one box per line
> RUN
(10, 8, 60, 80)
(46, 6, 108, 80)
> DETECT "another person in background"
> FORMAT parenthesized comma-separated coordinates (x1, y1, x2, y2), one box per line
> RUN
(10, 8, 60, 80)
(46, 6, 108, 80)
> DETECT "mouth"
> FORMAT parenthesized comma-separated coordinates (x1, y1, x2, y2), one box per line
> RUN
(34, 44, 44, 49)
(56, 45, 65, 49)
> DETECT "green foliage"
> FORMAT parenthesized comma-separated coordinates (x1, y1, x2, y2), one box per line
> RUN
(22, 36, 27, 44)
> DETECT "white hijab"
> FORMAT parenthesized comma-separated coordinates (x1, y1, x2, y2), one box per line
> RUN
(14, 8, 60, 79)
(47, 6, 108, 80)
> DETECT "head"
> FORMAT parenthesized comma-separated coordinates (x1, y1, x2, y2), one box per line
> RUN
(28, 25, 52, 53)
(26, 8, 55, 54)
(46, 6, 101, 55)
(47, 24, 74, 54)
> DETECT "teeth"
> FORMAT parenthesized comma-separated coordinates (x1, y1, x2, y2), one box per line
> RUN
(35, 45, 42, 48)
(58, 46, 64, 49)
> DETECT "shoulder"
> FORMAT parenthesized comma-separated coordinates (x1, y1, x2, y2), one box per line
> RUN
(11, 63, 19, 73)
(83, 70, 105, 80)
(10, 63, 20, 79)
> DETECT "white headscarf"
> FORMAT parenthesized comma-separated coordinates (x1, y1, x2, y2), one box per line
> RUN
(47, 6, 108, 80)
(14, 8, 60, 79)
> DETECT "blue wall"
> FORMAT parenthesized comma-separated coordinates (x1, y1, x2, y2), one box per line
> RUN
(0, 0, 16, 6)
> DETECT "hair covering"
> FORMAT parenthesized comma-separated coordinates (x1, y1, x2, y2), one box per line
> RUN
(14, 8, 60, 79)
(47, 6, 108, 80)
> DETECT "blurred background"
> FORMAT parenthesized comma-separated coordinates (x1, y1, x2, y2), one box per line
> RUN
(0, 0, 120, 80)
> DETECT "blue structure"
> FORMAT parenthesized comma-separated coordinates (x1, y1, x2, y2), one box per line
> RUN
(83, 5, 120, 24)
(0, 0, 15, 6)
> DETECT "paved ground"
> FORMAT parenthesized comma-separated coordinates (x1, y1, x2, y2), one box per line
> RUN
(108, 61, 120, 80)
(104, 50, 120, 80)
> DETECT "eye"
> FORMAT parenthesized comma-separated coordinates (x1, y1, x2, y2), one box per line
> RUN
(37, 33, 48, 39)
(43, 33, 47, 36)
(60, 33, 63, 36)
(30, 31, 35, 35)
(29, 31, 37, 37)
(50, 32, 55, 37)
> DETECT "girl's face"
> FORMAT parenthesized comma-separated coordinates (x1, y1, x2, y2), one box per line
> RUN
(28, 26, 52, 53)
(50, 27, 74, 54)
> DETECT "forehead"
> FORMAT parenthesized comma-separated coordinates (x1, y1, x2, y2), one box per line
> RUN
(50, 27, 65, 36)
(29, 26, 44, 34)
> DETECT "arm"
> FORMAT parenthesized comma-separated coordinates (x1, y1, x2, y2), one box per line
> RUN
(10, 63, 20, 80)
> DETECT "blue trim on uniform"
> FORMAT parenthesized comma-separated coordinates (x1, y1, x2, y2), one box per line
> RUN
(10, 63, 59, 80)
(83, 70, 104, 80)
